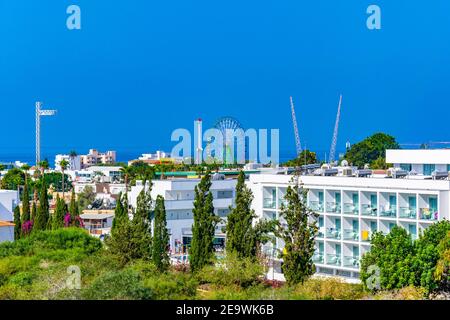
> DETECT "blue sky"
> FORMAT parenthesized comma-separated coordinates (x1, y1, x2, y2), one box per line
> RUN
(1, 0, 450, 163)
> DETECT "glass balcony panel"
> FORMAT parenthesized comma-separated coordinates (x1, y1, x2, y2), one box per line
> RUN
(326, 202, 341, 213)
(309, 201, 324, 212)
(343, 229, 359, 241)
(326, 254, 342, 266)
(263, 198, 276, 209)
(343, 203, 359, 215)
(312, 253, 324, 264)
(419, 208, 438, 221)
(361, 204, 377, 216)
(379, 206, 397, 217)
(326, 228, 341, 240)
(343, 256, 360, 268)
(399, 207, 416, 219)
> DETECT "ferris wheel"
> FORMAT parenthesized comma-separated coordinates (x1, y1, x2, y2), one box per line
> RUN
(210, 116, 245, 164)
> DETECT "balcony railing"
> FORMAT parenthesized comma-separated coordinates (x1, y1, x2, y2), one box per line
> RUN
(343, 229, 359, 241)
(379, 206, 397, 218)
(399, 207, 416, 219)
(309, 201, 324, 212)
(326, 202, 341, 213)
(361, 204, 377, 216)
(419, 208, 438, 221)
(312, 253, 324, 264)
(278, 199, 288, 208)
(263, 198, 276, 209)
(343, 256, 360, 268)
(326, 228, 341, 240)
(343, 203, 359, 215)
(326, 254, 342, 266)
(317, 227, 325, 238)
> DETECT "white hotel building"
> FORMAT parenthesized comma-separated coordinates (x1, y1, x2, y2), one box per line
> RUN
(129, 177, 236, 252)
(248, 149, 450, 281)
(0, 190, 19, 243)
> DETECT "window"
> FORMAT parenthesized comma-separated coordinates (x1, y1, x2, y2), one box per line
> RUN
(352, 193, 359, 205)
(318, 217, 324, 227)
(352, 246, 359, 257)
(370, 194, 377, 208)
(423, 164, 435, 176)
(318, 192, 324, 205)
(335, 218, 341, 230)
(429, 197, 438, 212)
(408, 196, 416, 209)
(389, 195, 396, 208)
(335, 192, 341, 205)
(335, 244, 341, 256)
(400, 163, 412, 171)
(370, 221, 377, 232)
(448, 164, 450, 172)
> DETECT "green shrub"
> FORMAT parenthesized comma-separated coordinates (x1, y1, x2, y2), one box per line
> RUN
(291, 277, 365, 300)
(82, 269, 153, 300)
(143, 272, 198, 300)
(198, 253, 264, 288)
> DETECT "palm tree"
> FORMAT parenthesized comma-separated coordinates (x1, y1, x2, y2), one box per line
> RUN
(38, 159, 49, 176)
(119, 165, 133, 191)
(59, 159, 69, 199)
(21, 164, 31, 184)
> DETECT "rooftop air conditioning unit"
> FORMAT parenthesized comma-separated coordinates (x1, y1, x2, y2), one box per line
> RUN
(432, 171, 449, 180)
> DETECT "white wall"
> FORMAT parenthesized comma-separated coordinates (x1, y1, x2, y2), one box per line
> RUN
(386, 149, 450, 165)
(0, 190, 19, 221)
(0, 226, 14, 243)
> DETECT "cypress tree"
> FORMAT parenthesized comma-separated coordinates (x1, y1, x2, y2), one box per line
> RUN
(31, 201, 37, 222)
(112, 192, 126, 232)
(152, 195, 170, 272)
(131, 187, 153, 260)
(21, 180, 30, 223)
(69, 189, 77, 219)
(13, 206, 21, 240)
(225, 170, 258, 259)
(275, 183, 318, 285)
(52, 195, 65, 230)
(190, 170, 219, 272)
(34, 179, 50, 231)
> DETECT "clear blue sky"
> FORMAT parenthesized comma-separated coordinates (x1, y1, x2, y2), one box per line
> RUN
(1, 0, 450, 163)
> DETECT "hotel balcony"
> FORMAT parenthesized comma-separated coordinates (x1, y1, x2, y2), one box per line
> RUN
(343, 203, 358, 215)
(263, 198, 276, 209)
(379, 206, 397, 218)
(326, 254, 342, 266)
(343, 229, 359, 241)
(326, 228, 341, 240)
(326, 202, 341, 214)
(361, 204, 377, 217)
(343, 256, 360, 268)
(419, 208, 438, 221)
(399, 207, 416, 219)
(312, 253, 324, 264)
(309, 201, 324, 212)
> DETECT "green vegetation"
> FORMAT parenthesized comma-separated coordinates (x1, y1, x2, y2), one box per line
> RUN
(152, 195, 170, 272)
(275, 183, 318, 285)
(283, 150, 318, 167)
(226, 171, 274, 259)
(360, 221, 450, 295)
(190, 170, 219, 272)
(344, 132, 399, 169)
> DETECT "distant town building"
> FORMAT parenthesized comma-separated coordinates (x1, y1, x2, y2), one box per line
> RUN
(80, 213, 114, 238)
(80, 149, 116, 168)
(55, 154, 81, 171)
(128, 150, 182, 166)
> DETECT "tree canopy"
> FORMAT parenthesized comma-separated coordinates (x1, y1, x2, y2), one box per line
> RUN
(343, 133, 399, 169)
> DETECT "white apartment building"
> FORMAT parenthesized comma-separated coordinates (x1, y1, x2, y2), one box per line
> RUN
(0, 190, 19, 243)
(0, 190, 19, 222)
(55, 154, 81, 171)
(248, 149, 450, 281)
(129, 177, 237, 252)
(0, 221, 14, 243)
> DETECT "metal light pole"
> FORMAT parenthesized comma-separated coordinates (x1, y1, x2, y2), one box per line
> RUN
(35, 102, 57, 165)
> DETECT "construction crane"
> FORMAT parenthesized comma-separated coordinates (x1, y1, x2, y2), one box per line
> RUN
(329, 94, 342, 165)
(35, 101, 57, 166)
(290, 96, 302, 157)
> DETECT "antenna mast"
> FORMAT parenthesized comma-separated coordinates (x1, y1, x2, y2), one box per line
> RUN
(290, 96, 302, 157)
